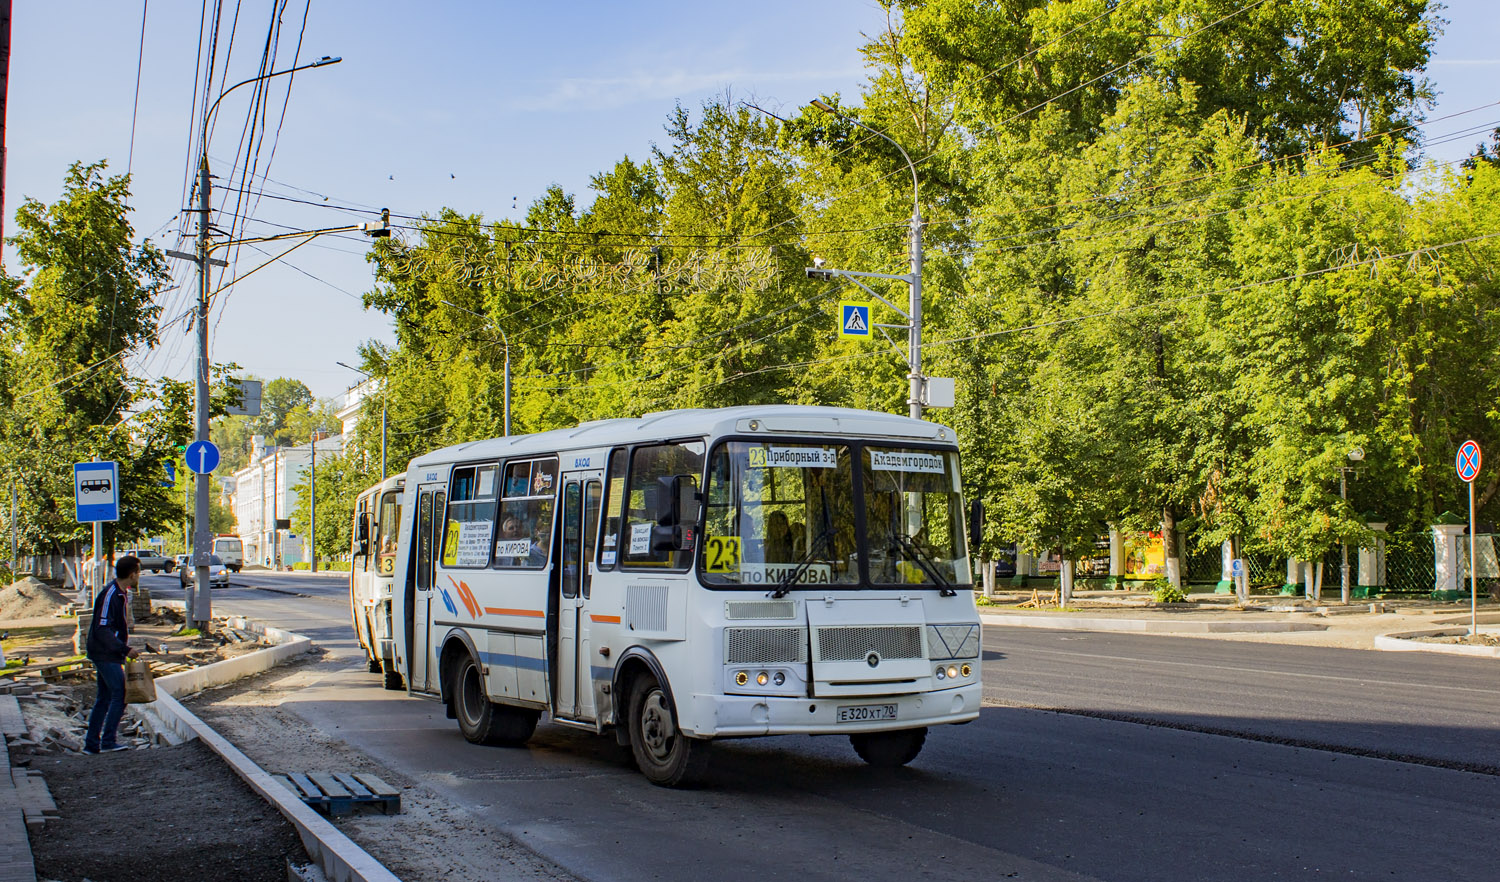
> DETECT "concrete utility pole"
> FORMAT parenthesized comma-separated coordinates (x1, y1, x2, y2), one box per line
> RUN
(186, 55, 345, 629)
(310, 433, 319, 573)
(804, 99, 925, 420)
(0, 0, 11, 254)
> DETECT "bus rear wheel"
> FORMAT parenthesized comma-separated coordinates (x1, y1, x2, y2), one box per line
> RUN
(451, 654, 536, 746)
(627, 673, 709, 787)
(850, 727, 927, 768)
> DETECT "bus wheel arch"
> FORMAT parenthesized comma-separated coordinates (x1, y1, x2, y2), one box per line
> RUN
(615, 648, 709, 787)
(438, 630, 481, 720)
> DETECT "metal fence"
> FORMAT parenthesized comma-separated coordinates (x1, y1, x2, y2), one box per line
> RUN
(1384, 533, 1435, 594)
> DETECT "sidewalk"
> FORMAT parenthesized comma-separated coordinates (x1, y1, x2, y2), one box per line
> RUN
(977, 590, 1500, 651)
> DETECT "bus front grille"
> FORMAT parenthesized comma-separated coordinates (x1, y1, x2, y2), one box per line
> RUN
(725, 628, 808, 665)
(814, 626, 924, 662)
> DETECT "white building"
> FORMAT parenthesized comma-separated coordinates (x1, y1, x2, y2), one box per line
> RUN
(231, 434, 343, 567)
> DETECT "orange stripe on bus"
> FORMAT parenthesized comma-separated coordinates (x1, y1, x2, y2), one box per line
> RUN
(483, 607, 545, 618)
(589, 614, 621, 624)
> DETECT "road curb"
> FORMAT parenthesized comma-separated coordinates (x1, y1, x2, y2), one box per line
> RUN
(1373, 628, 1500, 657)
(141, 602, 403, 882)
(979, 612, 1329, 634)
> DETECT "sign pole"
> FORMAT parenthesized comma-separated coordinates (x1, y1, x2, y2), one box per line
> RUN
(1456, 440, 1483, 636)
(1470, 478, 1478, 635)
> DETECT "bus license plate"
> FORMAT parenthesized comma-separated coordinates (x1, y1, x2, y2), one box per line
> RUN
(837, 704, 897, 723)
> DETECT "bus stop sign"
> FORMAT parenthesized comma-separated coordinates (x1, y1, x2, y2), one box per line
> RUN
(75, 461, 120, 523)
(1457, 440, 1482, 484)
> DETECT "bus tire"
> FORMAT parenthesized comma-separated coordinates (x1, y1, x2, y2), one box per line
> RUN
(627, 673, 709, 787)
(383, 669, 405, 691)
(849, 727, 927, 768)
(451, 653, 536, 746)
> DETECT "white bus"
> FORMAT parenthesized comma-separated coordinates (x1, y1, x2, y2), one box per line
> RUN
(352, 475, 405, 689)
(213, 535, 244, 573)
(390, 406, 982, 786)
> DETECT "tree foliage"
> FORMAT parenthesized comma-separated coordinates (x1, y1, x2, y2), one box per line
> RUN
(319, 1, 1495, 573)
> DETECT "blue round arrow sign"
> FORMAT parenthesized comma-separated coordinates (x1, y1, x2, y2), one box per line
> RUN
(1456, 440, 1481, 484)
(185, 439, 221, 475)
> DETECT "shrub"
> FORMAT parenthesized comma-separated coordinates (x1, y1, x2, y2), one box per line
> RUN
(1151, 580, 1188, 603)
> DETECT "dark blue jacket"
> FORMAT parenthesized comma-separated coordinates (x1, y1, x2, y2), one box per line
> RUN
(86, 580, 132, 664)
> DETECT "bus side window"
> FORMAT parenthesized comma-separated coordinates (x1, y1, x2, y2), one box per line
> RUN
(597, 449, 627, 570)
(622, 441, 705, 571)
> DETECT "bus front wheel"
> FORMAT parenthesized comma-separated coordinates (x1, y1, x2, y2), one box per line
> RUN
(850, 727, 927, 768)
(627, 673, 709, 787)
(451, 654, 537, 746)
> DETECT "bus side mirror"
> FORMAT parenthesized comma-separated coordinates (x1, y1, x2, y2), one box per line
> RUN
(969, 498, 984, 551)
(652, 475, 701, 552)
(356, 518, 370, 557)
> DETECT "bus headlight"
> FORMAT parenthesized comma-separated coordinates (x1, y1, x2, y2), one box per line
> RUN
(961, 664, 972, 678)
(756, 671, 769, 686)
(773, 671, 785, 686)
(735, 671, 749, 686)
(946, 665, 959, 680)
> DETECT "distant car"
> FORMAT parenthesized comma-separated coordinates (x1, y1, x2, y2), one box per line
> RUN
(179, 554, 230, 588)
(122, 548, 175, 574)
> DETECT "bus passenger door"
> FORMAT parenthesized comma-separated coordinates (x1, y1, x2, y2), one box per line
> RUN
(556, 475, 602, 720)
(410, 486, 442, 695)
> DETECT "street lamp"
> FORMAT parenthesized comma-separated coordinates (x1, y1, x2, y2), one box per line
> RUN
(1339, 446, 1365, 604)
(337, 361, 388, 480)
(807, 98, 924, 420)
(440, 300, 511, 436)
(183, 55, 344, 630)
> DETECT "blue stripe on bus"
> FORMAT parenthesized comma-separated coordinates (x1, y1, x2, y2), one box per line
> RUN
(477, 651, 548, 672)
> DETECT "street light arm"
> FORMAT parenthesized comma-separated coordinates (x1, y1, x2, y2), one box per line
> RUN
(201, 57, 341, 156)
(810, 98, 919, 219)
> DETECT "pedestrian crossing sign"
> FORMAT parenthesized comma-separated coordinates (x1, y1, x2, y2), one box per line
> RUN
(839, 301, 871, 338)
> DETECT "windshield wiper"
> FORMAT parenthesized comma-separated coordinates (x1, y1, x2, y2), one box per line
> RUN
(891, 532, 957, 596)
(770, 527, 836, 598)
(771, 487, 836, 599)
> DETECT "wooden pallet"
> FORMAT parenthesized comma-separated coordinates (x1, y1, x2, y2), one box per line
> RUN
(272, 771, 401, 817)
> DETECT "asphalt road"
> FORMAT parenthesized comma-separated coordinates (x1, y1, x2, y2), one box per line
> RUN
(140, 570, 1500, 881)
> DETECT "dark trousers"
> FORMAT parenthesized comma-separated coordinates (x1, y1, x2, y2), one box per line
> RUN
(85, 661, 126, 751)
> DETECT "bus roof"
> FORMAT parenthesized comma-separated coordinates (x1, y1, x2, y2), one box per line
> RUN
(403, 405, 956, 472)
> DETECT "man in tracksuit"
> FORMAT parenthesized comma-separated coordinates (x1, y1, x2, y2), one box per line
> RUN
(84, 555, 140, 754)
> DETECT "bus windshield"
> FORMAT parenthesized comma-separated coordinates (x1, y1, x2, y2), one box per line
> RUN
(861, 447, 971, 586)
(701, 442, 858, 588)
(700, 440, 970, 589)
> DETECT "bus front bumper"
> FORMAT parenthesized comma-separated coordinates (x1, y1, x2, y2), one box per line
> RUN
(683, 683, 982, 738)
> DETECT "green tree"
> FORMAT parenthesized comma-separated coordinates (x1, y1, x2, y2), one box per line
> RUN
(0, 161, 180, 556)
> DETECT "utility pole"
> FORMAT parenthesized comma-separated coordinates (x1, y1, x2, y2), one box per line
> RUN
(805, 99, 925, 420)
(191, 153, 212, 630)
(273, 449, 280, 570)
(309, 433, 318, 573)
(183, 55, 345, 629)
(9, 480, 16, 569)
(0, 0, 11, 254)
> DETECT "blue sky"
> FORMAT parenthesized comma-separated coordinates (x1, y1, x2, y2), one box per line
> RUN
(4, 1, 1496, 401)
